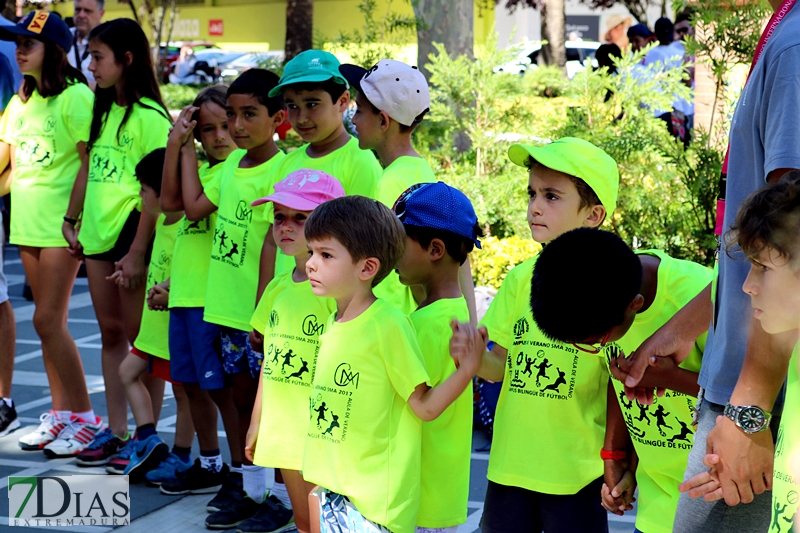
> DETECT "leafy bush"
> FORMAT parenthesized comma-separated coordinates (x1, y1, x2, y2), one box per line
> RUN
(161, 84, 202, 111)
(524, 65, 571, 97)
(471, 235, 541, 289)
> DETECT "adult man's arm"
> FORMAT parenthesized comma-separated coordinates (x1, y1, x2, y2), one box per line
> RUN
(679, 321, 796, 505)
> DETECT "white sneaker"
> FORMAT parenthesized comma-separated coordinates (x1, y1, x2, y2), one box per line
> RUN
(18, 412, 70, 450)
(43, 417, 105, 458)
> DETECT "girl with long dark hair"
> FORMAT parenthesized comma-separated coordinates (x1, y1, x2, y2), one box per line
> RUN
(0, 11, 100, 457)
(62, 18, 171, 464)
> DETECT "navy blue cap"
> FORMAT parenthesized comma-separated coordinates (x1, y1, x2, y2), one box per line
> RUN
(626, 23, 653, 39)
(0, 11, 73, 52)
(393, 181, 482, 249)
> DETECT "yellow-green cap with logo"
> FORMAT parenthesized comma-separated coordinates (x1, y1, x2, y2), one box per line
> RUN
(508, 137, 620, 215)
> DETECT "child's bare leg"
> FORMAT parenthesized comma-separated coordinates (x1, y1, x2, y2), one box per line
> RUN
(119, 353, 153, 427)
(184, 382, 220, 451)
(142, 372, 165, 422)
(232, 373, 258, 465)
(86, 259, 130, 437)
(172, 383, 195, 449)
(208, 386, 242, 464)
(308, 485, 321, 533)
(281, 469, 312, 533)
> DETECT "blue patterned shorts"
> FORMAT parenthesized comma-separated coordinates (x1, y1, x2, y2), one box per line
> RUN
(220, 326, 263, 378)
(317, 488, 392, 533)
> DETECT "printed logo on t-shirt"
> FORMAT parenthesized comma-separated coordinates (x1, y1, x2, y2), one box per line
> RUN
(177, 216, 211, 237)
(604, 344, 694, 450)
(210, 217, 247, 268)
(89, 147, 123, 184)
(17, 138, 54, 169)
(307, 360, 356, 444)
(261, 312, 323, 388)
(145, 251, 170, 290)
(506, 314, 579, 401)
(302, 314, 325, 336)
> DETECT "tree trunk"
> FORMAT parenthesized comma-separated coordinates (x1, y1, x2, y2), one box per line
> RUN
(285, 0, 313, 63)
(412, 0, 473, 78)
(540, 0, 566, 72)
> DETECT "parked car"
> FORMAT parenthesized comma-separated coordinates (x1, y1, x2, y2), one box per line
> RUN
(159, 41, 219, 83)
(494, 41, 601, 79)
(220, 51, 285, 84)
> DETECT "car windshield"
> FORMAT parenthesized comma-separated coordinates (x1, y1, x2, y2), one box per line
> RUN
(213, 52, 246, 65)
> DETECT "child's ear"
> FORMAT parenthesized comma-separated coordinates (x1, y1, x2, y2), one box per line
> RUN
(337, 90, 350, 113)
(379, 111, 391, 132)
(123, 51, 134, 67)
(359, 257, 380, 282)
(630, 294, 645, 312)
(428, 238, 446, 261)
(272, 109, 286, 129)
(583, 204, 607, 228)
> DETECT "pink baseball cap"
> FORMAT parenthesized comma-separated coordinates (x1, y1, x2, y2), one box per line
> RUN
(251, 169, 345, 210)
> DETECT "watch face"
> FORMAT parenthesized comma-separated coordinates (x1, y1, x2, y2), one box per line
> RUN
(739, 407, 767, 431)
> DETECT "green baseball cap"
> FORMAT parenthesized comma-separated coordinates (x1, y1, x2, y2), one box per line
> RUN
(508, 137, 620, 215)
(268, 50, 348, 97)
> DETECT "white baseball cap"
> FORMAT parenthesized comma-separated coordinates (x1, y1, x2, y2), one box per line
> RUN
(340, 59, 430, 127)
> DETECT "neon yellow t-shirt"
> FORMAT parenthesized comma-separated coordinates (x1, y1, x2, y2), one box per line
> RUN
(0, 84, 93, 247)
(373, 156, 436, 315)
(269, 136, 381, 275)
(413, 297, 471, 528)
(479, 256, 609, 494)
(771, 342, 800, 533)
(203, 149, 285, 331)
(133, 215, 179, 359)
(302, 299, 431, 533)
(169, 162, 223, 308)
(80, 99, 171, 255)
(251, 270, 336, 470)
(602, 250, 711, 533)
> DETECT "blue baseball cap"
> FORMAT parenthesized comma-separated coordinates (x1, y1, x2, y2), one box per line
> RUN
(0, 11, 73, 52)
(393, 181, 482, 249)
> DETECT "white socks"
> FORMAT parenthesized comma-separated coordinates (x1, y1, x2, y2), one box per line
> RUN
(270, 480, 292, 509)
(242, 465, 268, 502)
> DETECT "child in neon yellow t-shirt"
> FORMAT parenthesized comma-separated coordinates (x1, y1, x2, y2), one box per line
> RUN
(453, 137, 620, 532)
(108, 148, 191, 484)
(164, 69, 291, 528)
(244, 169, 344, 533)
(530, 227, 711, 533)
(256, 49, 381, 284)
(338, 59, 435, 316)
(0, 11, 98, 453)
(61, 19, 172, 459)
(301, 196, 484, 533)
(693, 174, 800, 531)
(156, 86, 236, 488)
(392, 182, 483, 533)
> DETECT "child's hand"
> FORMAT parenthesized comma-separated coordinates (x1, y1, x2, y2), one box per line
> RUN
(601, 469, 636, 515)
(449, 320, 487, 376)
(679, 453, 722, 500)
(169, 106, 198, 147)
(610, 352, 678, 402)
(105, 269, 124, 286)
(62, 220, 84, 259)
(147, 283, 170, 311)
(244, 422, 259, 463)
(249, 330, 264, 353)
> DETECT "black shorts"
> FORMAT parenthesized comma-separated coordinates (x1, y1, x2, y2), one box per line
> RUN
(84, 209, 153, 264)
(480, 478, 608, 533)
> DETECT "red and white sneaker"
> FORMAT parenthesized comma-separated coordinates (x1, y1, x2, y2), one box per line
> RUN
(43, 417, 105, 458)
(18, 412, 70, 451)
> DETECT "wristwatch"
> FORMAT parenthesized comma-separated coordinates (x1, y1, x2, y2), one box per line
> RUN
(724, 403, 772, 434)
